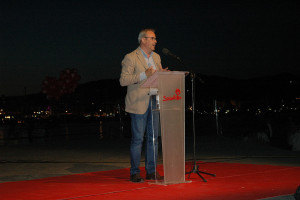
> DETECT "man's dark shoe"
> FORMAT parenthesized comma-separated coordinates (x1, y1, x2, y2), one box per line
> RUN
(130, 174, 144, 183)
(146, 172, 163, 180)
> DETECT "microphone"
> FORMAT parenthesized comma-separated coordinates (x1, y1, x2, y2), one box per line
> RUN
(162, 48, 181, 61)
(162, 48, 205, 84)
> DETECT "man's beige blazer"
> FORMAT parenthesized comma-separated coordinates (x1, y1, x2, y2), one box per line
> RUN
(120, 48, 162, 114)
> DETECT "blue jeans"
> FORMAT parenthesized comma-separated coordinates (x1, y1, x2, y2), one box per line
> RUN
(129, 96, 159, 175)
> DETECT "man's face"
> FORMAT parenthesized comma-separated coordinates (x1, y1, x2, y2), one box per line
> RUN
(142, 31, 157, 52)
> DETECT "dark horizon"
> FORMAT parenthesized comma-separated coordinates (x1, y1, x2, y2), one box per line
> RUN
(1, 1, 299, 96)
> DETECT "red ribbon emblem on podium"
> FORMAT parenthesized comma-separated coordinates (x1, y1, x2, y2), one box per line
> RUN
(163, 89, 182, 101)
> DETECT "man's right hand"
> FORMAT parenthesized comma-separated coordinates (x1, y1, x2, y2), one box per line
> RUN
(145, 66, 156, 78)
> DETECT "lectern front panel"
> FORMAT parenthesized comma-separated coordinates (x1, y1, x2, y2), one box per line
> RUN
(158, 72, 185, 184)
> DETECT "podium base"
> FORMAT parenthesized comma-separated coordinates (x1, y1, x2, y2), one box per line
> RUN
(148, 180, 192, 185)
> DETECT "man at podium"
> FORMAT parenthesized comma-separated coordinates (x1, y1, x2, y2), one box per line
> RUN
(120, 28, 167, 183)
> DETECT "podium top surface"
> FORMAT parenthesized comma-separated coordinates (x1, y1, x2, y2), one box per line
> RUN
(141, 71, 189, 88)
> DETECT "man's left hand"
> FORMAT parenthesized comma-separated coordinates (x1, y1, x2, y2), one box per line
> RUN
(161, 67, 169, 72)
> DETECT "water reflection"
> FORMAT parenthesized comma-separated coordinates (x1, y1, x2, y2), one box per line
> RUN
(0, 117, 130, 145)
(1, 113, 299, 151)
(0, 127, 4, 145)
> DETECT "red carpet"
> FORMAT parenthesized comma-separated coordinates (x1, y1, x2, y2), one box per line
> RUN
(0, 162, 299, 200)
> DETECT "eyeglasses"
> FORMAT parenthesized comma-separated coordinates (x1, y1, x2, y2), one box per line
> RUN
(144, 37, 157, 41)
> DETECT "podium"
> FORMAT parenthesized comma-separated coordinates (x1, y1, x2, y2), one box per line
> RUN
(141, 71, 188, 184)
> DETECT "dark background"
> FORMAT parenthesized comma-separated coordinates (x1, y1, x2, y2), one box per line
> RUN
(1, 0, 299, 96)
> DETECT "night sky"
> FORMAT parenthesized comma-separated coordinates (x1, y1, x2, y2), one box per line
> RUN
(0, 0, 299, 96)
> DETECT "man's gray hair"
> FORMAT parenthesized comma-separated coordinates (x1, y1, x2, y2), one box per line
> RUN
(138, 28, 155, 44)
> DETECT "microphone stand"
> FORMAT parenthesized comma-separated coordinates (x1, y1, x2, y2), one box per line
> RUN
(185, 71, 216, 182)
(165, 52, 216, 182)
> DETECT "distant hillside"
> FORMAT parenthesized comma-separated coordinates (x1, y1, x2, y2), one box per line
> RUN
(1, 73, 299, 112)
(196, 73, 300, 101)
(75, 78, 126, 105)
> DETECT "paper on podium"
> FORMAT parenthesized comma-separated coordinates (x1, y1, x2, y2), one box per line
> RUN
(141, 71, 189, 88)
(140, 71, 159, 88)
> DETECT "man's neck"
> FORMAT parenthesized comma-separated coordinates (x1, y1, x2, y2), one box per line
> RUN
(140, 46, 152, 58)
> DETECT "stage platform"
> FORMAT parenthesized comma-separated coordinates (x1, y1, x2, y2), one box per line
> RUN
(0, 134, 299, 199)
